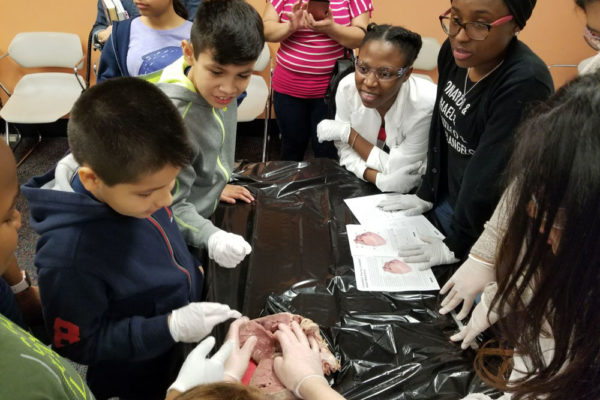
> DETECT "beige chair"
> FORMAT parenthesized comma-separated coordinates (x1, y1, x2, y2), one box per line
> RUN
(412, 37, 441, 82)
(237, 43, 271, 161)
(0, 32, 85, 150)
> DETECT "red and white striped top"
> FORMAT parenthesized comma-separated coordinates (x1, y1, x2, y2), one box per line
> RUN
(270, 0, 373, 98)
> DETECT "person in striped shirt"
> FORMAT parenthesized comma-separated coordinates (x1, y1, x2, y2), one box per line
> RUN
(263, 0, 373, 161)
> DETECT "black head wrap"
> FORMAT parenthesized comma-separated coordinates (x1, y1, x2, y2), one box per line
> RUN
(503, 0, 537, 28)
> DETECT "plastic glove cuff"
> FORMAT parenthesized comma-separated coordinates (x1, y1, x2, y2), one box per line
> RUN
(294, 375, 328, 399)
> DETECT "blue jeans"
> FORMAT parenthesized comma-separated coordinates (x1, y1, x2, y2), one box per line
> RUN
(273, 91, 338, 161)
(0, 279, 24, 328)
(432, 197, 454, 236)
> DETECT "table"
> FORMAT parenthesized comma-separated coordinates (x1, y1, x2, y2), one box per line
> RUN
(207, 159, 499, 399)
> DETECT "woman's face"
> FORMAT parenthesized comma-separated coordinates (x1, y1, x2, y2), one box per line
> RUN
(355, 39, 411, 116)
(448, 0, 519, 74)
(583, 1, 600, 50)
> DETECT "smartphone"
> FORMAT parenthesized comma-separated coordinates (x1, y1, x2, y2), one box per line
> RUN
(307, 0, 330, 21)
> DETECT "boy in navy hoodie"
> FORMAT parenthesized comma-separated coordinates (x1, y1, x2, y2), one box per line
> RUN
(22, 78, 241, 400)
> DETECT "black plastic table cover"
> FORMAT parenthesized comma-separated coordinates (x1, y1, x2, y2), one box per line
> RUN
(207, 158, 500, 399)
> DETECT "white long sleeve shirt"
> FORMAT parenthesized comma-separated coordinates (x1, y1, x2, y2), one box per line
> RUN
(334, 73, 437, 181)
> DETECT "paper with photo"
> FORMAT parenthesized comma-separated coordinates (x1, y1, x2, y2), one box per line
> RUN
(347, 224, 418, 257)
(344, 193, 443, 239)
(353, 255, 439, 292)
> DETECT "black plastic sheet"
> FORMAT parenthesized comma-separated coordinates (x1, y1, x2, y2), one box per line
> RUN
(207, 159, 500, 399)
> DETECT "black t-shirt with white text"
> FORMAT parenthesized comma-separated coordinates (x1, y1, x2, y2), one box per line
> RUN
(418, 38, 554, 258)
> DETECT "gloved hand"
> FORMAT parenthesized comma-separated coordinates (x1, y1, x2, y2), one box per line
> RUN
(375, 161, 422, 193)
(450, 296, 499, 350)
(223, 317, 258, 382)
(439, 255, 495, 320)
(377, 194, 433, 215)
(273, 321, 328, 399)
(168, 336, 233, 394)
(316, 119, 351, 143)
(208, 230, 252, 269)
(397, 236, 458, 270)
(169, 302, 242, 343)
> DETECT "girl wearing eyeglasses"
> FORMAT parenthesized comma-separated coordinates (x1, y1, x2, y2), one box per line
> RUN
(576, 0, 600, 74)
(377, 0, 554, 271)
(315, 24, 437, 193)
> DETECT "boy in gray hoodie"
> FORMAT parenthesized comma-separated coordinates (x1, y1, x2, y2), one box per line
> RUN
(146, 0, 265, 269)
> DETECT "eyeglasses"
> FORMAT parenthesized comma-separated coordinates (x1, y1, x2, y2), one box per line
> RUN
(527, 196, 567, 230)
(584, 26, 600, 51)
(439, 8, 514, 41)
(354, 58, 408, 81)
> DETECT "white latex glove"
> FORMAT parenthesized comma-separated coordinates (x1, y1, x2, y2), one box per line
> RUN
(223, 317, 258, 382)
(316, 119, 351, 143)
(377, 194, 433, 215)
(460, 394, 495, 400)
(450, 297, 499, 350)
(397, 235, 459, 270)
(169, 302, 242, 343)
(208, 230, 252, 269)
(375, 161, 422, 193)
(439, 255, 496, 320)
(273, 321, 328, 399)
(167, 336, 233, 393)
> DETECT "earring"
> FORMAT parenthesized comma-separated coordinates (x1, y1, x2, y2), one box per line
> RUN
(515, 30, 520, 36)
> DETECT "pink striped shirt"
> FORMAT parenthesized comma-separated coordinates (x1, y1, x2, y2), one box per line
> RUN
(270, 0, 373, 98)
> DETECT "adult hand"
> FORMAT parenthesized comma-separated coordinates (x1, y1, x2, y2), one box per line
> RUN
(284, 0, 306, 33)
(397, 236, 458, 270)
(450, 299, 499, 350)
(375, 161, 422, 193)
(439, 255, 495, 320)
(223, 317, 257, 382)
(167, 336, 233, 394)
(316, 119, 351, 144)
(97, 26, 113, 44)
(220, 184, 254, 204)
(377, 194, 433, 215)
(168, 302, 241, 343)
(273, 321, 328, 399)
(303, 9, 335, 34)
(208, 230, 252, 269)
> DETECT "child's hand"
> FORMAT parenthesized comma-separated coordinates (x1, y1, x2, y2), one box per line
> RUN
(207, 231, 252, 269)
(168, 336, 232, 394)
(220, 184, 254, 204)
(223, 317, 257, 382)
(168, 302, 242, 343)
(273, 322, 328, 398)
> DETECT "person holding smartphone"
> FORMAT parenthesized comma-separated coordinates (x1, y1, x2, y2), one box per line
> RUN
(263, 0, 373, 161)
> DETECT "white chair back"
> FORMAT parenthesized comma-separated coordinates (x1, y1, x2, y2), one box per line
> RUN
(8, 32, 83, 69)
(253, 43, 271, 72)
(413, 37, 440, 71)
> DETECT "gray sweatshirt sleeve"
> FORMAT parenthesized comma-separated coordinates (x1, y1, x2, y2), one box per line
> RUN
(171, 162, 221, 250)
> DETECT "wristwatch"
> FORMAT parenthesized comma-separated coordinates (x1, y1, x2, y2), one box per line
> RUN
(10, 270, 31, 294)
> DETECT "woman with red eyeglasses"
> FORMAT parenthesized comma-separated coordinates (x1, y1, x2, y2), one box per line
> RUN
(576, 0, 600, 74)
(378, 0, 554, 271)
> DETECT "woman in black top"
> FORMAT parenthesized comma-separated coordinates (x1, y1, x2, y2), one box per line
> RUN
(380, 0, 554, 269)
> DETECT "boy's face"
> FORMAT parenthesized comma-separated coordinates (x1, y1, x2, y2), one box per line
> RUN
(0, 143, 22, 273)
(79, 164, 181, 219)
(182, 42, 255, 109)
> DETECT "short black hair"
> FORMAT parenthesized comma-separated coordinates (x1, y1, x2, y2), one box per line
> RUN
(575, 0, 600, 9)
(68, 77, 193, 186)
(361, 23, 422, 67)
(190, 0, 265, 65)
